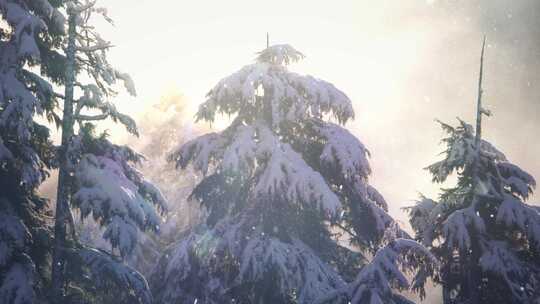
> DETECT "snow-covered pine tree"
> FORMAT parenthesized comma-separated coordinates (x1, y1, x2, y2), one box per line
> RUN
(151, 44, 435, 304)
(48, 1, 167, 303)
(75, 94, 203, 276)
(406, 40, 540, 304)
(0, 1, 64, 303)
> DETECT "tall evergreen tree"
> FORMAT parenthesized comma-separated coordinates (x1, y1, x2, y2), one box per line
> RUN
(0, 1, 64, 302)
(2, 1, 167, 302)
(151, 44, 435, 304)
(406, 39, 540, 304)
(48, 1, 168, 303)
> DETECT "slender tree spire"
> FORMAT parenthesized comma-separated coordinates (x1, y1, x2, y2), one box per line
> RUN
(266, 32, 269, 48)
(466, 35, 487, 304)
(472, 36, 488, 192)
(474, 35, 487, 147)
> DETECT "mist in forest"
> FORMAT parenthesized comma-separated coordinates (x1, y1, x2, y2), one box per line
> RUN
(31, 1, 539, 303)
(89, 0, 540, 227)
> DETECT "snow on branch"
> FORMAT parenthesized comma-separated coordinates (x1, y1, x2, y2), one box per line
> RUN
(427, 119, 506, 183)
(315, 239, 437, 304)
(403, 196, 438, 245)
(92, 6, 113, 24)
(68, 132, 167, 258)
(73, 154, 163, 256)
(67, 247, 152, 304)
(315, 121, 371, 181)
(196, 45, 354, 125)
(0, 206, 37, 304)
(496, 193, 540, 247)
(75, 98, 139, 135)
(347, 239, 437, 304)
(115, 71, 137, 96)
(67, 0, 96, 15)
(70, 5, 137, 111)
(256, 44, 305, 65)
(479, 240, 537, 302)
(253, 139, 342, 215)
(195, 63, 270, 123)
(0, 1, 46, 59)
(237, 237, 345, 303)
(22, 70, 55, 105)
(443, 206, 485, 250)
(171, 120, 342, 215)
(75, 42, 113, 52)
(366, 185, 388, 211)
(365, 197, 397, 237)
(29, 0, 66, 32)
(106, 103, 139, 135)
(221, 124, 258, 173)
(75, 113, 108, 121)
(0, 1, 59, 188)
(284, 72, 354, 124)
(497, 162, 536, 199)
(169, 132, 225, 174)
(153, 217, 345, 304)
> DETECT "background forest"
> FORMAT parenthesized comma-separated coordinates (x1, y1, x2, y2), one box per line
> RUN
(1, 1, 539, 304)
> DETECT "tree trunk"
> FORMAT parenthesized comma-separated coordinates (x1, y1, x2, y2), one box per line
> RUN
(51, 11, 77, 303)
(442, 273, 452, 304)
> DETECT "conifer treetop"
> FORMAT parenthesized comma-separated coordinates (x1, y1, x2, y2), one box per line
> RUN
(196, 44, 354, 125)
(256, 44, 305, 65)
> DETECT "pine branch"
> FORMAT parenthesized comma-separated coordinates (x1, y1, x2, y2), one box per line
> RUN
(333, 221, 358, 240)
(75, 113, 109, 121)
(68, 0, 97, 15)
(75, 42, 113, 52)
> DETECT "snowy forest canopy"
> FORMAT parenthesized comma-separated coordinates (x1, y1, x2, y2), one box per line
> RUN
(0, 1, 539, 304)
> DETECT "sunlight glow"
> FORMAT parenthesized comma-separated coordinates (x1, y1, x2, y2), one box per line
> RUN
(93, 0, 539, 235)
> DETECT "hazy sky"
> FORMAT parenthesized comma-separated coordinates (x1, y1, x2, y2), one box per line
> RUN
(99, 0, 540, 229)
